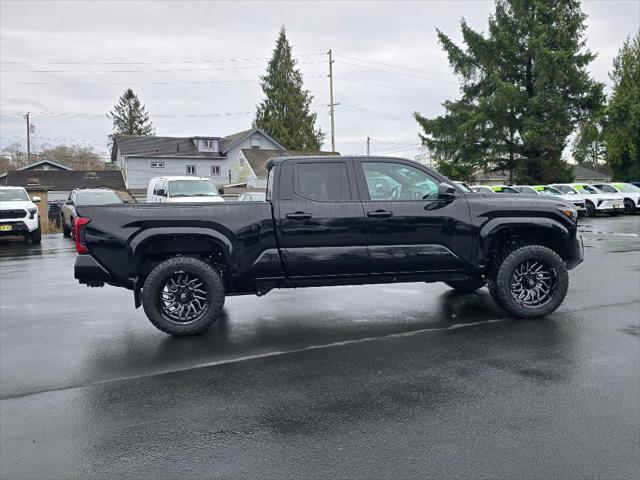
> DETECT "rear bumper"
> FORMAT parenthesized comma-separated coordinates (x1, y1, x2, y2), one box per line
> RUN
(74, 255, 112, 285)
(566, 233, 584, 270)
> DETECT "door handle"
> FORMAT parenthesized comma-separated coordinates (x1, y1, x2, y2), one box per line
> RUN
(367, 210, 393, 218)
(286, 212, 312, 220)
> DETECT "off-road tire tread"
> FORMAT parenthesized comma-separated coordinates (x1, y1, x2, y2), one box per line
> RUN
(142, 256, 225, 336)
(489, 244, 568, 318)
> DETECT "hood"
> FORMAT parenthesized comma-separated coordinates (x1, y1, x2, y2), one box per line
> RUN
(167, 196, 225, 203)
(0, 200, 37, 211)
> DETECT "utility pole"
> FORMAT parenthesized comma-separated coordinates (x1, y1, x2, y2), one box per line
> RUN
(367, 137, 370, 155)
(24, 112, 31, 162)
(328, 49, 338, 152)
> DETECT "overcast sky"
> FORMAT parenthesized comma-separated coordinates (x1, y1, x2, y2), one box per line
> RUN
(1, 0, 638, 160)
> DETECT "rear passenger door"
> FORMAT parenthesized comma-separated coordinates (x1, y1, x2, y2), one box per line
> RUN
(276, 159, 367, 278)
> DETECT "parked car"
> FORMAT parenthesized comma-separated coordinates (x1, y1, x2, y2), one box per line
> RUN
(550, 183, 623, 217)
(61, 188, 123, 238)
(471, 185, 520, 194)
(0, 186, 41, 243)
(512, 185, 586, 216)
(592, 183, 640, 215)
(453, 181, 473, 192)
(74, 156, 583, 336)
(147, 176, 224, 203)
(236, 192, 267, 202)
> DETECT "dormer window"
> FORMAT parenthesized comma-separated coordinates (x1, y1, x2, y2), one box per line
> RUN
(250, 136, 261, 150)
(204, 139, 214, 148)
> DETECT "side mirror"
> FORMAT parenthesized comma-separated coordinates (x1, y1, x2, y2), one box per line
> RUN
(438, 182, 457, 199)
(156, 189, 166, 197)
(32, 196, 41, 203)
(65, 200, 73, 205)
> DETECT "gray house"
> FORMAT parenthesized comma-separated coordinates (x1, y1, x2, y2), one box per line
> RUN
(112, 128, 285, 193)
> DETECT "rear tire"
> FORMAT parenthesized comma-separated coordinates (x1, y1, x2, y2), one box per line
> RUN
(488, 244, 568, 318)
(29, 226, 42, 244)
(445, 278, 485, 293)
(585, 201, 596, 217)
(62, 222, 71, 238)
(142, 256, 225, 336)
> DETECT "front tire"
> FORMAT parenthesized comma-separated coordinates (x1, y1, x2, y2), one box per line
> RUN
(62, 221, 71, 238)
(29, 226, 42, 244)
(623, 199, 635, 215)
(489, 245, 568, 318)
(142, 256, 225, 336)
(445, 278, 486, 293)
(585, 201, 596, 217)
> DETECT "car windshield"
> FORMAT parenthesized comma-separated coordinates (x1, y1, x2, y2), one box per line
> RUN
(0, 188, 29, 202)
(534, 186, 562, 196)
(575, 185, 601, 195)
(169, 180, 219, 198)
(491, 186, 519, 193)
(516, 186, 537, 194)
(453, 181, 472, 193)
(76, 191, 123, 205)
(613, 183, 640, 193)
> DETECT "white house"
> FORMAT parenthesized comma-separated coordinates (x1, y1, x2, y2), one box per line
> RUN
(111, 128, 285, 193)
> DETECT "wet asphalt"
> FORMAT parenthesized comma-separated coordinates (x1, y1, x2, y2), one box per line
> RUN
(0, 216, 639, 480)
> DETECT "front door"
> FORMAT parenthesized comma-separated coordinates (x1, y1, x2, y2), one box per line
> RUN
(276, 159, 367, 278)
(354, 159, 472, 274)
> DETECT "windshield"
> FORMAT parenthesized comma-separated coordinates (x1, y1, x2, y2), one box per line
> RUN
(76, 191, 123, 205)
(613, 183, 640, 193)
(534, 186, 562, 196)
(168, 180, 219, 198)
(454, 181, 472, 193)
(516, 186, 537, 194)
(491, 186, 519, 193)
(575, 184, 602, 195)
(0, 188, 29, 202)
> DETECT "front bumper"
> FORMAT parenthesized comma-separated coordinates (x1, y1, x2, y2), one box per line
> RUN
(596, 200, 623, 212)
(74, 255, 112, 286)
(0, 216, 38, 235)
(567, 233, 584, 270)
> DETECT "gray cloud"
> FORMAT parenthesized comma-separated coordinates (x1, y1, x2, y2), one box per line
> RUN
(1, 0, 638, 158)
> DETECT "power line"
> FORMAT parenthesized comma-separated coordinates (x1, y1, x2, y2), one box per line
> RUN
(334, 77, 442, 96)
(339, 105, 411, 124)
(333, 54, 454, 77)
(0, 60, 327, 74)
(0, 53, 326, 65)
(370, 143, 423, 155)
(335, 60, 458, 84)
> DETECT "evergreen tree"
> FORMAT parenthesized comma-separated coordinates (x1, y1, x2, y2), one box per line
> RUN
(573, 112, 606, 169)
(604, 32, 640, 181)
(254, 27, 324, 150)
(415, 0, 603, 184)
(107, 88, 155, 138)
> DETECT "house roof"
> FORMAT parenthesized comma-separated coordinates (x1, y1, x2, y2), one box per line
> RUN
(112, 135, 225, 160)
(2, 170, 126, 191)
(241, 149, 339, 179)
(17, 159, 74, 171)
(574, 164, 611, 180)
(220, 128, 285, 153)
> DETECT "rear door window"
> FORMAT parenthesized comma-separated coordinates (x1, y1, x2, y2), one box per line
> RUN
(295, 162, 352, 202)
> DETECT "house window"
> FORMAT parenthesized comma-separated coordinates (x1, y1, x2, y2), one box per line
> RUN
(151, 162, 165, 169)
(204, 139, 214, 148)
(186, 165, 196, 175)
(211, 165, 221, 176)
(250, 136, 261, 150)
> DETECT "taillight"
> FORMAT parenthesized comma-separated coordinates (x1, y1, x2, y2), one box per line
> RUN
(74, 217, 91, 254)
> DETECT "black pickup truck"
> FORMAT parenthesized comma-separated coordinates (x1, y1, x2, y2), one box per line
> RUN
(74, 156, 583, 335)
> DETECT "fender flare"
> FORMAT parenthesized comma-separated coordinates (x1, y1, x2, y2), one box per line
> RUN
(128, 227, 235, 272)
(479, 217, 570, 260)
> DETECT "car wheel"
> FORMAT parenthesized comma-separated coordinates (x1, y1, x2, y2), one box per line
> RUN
(585, 201, 596, 217)
(490, 244, 568, 318)
(29, 226, 42, 244)
(62, 221, 71, 238)
(142, 256, 225, 336)
(445, 278, 486, 293)
(623, 199, 635, 215)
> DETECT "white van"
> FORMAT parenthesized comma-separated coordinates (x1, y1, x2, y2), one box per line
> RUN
(146, 176, 225, 203)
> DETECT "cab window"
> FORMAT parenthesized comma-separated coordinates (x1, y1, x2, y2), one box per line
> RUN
(361, 162, 439, 201)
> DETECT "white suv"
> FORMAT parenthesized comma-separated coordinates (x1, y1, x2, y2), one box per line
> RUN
(512, 185, 587, 216)
(593, 183, 640, 215)
(0, 186, 42, 243)
(551, 183, 623, 217)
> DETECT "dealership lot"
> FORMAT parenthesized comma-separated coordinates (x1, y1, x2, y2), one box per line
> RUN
(1, 216, 639, 479)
